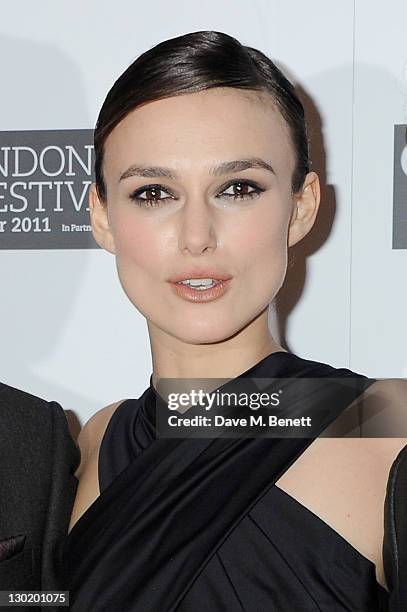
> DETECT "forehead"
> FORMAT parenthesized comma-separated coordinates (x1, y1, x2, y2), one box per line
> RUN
(103, 88, 294, 179)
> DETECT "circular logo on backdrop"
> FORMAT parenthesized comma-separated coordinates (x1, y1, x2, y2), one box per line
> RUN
(401, 144, 407, 176)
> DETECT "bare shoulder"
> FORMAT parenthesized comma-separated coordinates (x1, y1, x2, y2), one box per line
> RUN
(68, 399, 126, 532)
(363, 377, 407, 401)
(360, 377, 407, 437)
(75, 400, 125, 477)
(348, 436, 407, 474)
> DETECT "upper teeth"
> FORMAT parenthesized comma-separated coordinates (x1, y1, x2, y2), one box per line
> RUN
(179, 278, 218, 286)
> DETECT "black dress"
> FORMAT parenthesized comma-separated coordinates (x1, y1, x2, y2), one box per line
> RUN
(61, 351, 396, 611)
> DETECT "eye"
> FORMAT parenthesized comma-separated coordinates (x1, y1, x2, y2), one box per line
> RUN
(129, 184, 174, 208)
(217, 180, 265, 201)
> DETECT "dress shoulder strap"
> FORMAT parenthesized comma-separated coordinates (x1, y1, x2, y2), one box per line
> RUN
(383, 443, 407, 610)
(98, 399, 136, 494)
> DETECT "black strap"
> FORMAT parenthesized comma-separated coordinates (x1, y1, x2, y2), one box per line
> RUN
(383, 443, 407, 610)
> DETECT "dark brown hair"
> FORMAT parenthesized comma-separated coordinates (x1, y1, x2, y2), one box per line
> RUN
(94, 30, 310, 201)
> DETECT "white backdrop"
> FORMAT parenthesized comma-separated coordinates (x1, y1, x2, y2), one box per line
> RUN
(0, 0, 406, 424)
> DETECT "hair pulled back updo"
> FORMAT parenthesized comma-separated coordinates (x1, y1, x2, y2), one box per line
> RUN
(94, 30, 310, 202)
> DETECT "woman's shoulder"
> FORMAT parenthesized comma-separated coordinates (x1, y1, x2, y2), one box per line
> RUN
(292, 353, 407, 437)
(357, 377, 407, 437)
(75, 399, 125, 477)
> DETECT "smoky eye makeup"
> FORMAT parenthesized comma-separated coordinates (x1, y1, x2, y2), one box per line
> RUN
(128, 178, 267, 208)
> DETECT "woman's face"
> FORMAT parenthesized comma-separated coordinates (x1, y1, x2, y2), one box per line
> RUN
(94, 87, 317, 344)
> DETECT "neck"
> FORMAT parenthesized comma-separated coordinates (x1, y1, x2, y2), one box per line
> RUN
(147, 310, 286, 390)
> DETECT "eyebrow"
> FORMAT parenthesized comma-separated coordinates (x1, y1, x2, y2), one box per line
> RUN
(118, 157, 276, 182)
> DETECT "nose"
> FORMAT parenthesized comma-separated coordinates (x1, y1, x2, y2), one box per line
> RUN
(178, 198, 218, 255)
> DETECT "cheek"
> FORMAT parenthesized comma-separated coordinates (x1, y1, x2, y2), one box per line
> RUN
(110, 211, 163, 273)
(109, 212, 167, 316)
(236, 204, 289, 284)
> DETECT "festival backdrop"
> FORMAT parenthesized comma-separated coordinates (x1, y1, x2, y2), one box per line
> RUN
(0, 0, 406, 423)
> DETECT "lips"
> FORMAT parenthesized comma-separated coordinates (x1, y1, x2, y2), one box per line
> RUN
(169, 277, 232, 302)
(168, 269, 232, 283)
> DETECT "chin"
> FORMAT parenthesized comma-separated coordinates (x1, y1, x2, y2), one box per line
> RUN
(166, 317, 245, 346)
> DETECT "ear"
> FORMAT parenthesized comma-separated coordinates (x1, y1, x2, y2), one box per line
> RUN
(89, 183, 116, 254)
(287, 172, 321, 247)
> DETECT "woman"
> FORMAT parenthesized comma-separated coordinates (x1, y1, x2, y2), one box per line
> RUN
(62, 31, 407, 610)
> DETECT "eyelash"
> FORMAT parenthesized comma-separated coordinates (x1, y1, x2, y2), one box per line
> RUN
(129, 180, 265, 208)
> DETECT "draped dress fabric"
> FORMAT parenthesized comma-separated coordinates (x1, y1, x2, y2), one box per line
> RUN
(62, 351, 392, 611)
